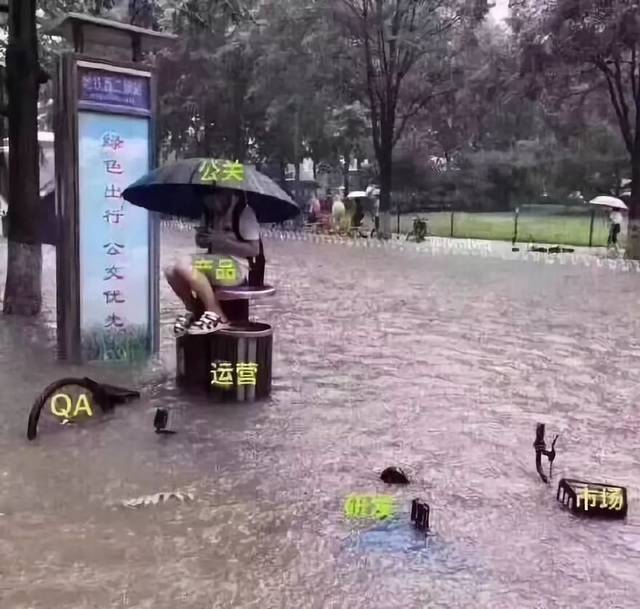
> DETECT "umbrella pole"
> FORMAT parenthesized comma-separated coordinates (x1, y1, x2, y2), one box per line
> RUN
(588, 208, 595, 247)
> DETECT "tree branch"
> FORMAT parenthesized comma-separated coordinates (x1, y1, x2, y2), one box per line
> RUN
(612, 57, 630, 135)
(361, 0, 382, 156)
(593, 58, 633, 154)
(393, 86, 456, 146)
(633, 45, 640, 152)
(175, 5, 208, 30)
(631, 45, 639, 107)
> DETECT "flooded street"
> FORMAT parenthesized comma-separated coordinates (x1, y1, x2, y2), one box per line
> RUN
(1, 227, 640, 609)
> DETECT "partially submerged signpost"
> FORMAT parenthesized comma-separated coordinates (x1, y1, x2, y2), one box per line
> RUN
(46, 13, 175, 363)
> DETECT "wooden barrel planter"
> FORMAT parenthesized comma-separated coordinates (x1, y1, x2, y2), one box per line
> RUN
(176, 322, 273, 402)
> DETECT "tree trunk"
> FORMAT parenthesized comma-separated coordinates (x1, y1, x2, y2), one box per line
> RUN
(293, 103, 300, 203)
(378, 138, 393, 239)
(613, 166, 621, 197)
(294, 160, 300, 203)
(625, 154, 640, 259)
(343, 152, 350, 196)
(3, 0, 42, 316)
(232, 110, 245, 162)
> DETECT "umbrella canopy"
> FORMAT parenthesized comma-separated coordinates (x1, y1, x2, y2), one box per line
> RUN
(347, 191, 368, 199)
(588, 195, 628, 210)
(122, 158, 299, 223)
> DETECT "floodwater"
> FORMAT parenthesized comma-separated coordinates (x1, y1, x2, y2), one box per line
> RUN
(1, 228, 640, 609)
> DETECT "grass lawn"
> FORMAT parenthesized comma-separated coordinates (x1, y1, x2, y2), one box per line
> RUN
(395, 210, 617, 247)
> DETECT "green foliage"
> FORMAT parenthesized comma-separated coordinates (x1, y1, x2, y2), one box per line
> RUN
(514, 0, 640, 213)
(20, 0, 635, 220)
(81, 325, 149, 361)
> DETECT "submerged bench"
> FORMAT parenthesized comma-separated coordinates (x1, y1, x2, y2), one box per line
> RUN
(176, 243, 275, 402)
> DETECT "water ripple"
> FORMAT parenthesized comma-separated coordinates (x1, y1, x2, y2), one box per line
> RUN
(0, 231, 638, 608)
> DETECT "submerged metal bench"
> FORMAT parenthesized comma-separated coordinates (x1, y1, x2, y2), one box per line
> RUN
(176, 241, 275, 402)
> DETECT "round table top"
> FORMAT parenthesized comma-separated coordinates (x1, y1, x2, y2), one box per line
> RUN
(216, 285, 276, 301)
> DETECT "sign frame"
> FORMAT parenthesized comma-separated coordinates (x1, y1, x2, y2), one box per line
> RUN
(55, 52, 160, 362)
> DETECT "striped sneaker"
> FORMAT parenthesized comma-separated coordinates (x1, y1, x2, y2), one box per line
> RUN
(187, 311, 227, 335)
(173, 311, 195, 337)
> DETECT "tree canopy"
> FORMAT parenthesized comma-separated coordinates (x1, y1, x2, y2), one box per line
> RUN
(18, 0, 640, 216)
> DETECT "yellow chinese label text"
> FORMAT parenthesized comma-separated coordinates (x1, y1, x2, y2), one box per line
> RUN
(344, 495, 396, 520)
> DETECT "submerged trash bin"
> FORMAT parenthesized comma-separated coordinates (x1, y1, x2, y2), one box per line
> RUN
(176, 322, 273, 402)
(175, 241, 275, 402)
(556, 478, 628, 519)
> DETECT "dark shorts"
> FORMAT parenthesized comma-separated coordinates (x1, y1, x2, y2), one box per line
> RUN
(611, 224, 621, 243)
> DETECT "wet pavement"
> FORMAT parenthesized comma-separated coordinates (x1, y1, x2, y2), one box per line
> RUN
(1, 228, 640, 609)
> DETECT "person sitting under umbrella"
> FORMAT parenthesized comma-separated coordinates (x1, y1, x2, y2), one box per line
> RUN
(164, 191, 260, 335)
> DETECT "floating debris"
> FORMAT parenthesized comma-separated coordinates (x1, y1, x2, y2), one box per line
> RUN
(380, 466, 410, 485)
(533, 423, 558, 484)
(410, 498, 431, 532)
(154, 408, 176, 434)
(119, 491, 195, 509)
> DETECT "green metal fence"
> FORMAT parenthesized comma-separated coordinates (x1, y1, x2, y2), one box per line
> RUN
(396, 206, 618, 247)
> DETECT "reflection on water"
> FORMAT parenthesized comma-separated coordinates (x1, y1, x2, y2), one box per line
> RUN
(1, 232, 640, 608)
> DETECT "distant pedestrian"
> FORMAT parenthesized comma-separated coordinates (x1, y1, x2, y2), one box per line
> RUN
(331, 195, 346, 229)
(352, 199, 365, 228)
(607, 208, 623, 252)
(366, 185, 380, 232)
(308, 196, 321, 223)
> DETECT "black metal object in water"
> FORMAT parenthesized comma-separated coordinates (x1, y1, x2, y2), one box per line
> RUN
(27, 377, 140, 440)
(557, 478, 628, 519)
(534, 423, 558, 484)
(411, 499, 430, 531)
(380, 466, 410, 485)
(153, 408, 177, 434)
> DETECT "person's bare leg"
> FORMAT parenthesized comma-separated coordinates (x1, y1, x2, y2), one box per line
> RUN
(164, 265, 200, 313)
(176, 265, 228, 322)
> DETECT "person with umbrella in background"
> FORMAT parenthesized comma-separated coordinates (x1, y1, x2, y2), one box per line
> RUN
(165, 190, 261, 335)
(366, 185, 380, 234)
(588, 195, 628, 255)
(607, 207, 624, 253)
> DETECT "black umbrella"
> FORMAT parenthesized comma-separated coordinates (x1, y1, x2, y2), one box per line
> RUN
(122, 158, 299, 223)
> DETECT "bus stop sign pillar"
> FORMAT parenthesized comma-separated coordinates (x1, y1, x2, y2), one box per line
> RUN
(47, 14, 175, 363)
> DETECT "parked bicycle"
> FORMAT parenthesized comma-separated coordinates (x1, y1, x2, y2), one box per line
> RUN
(406, 216, 428, 242)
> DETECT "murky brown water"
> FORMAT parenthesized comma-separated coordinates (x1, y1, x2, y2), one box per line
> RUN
(1, 229, 639, 609)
